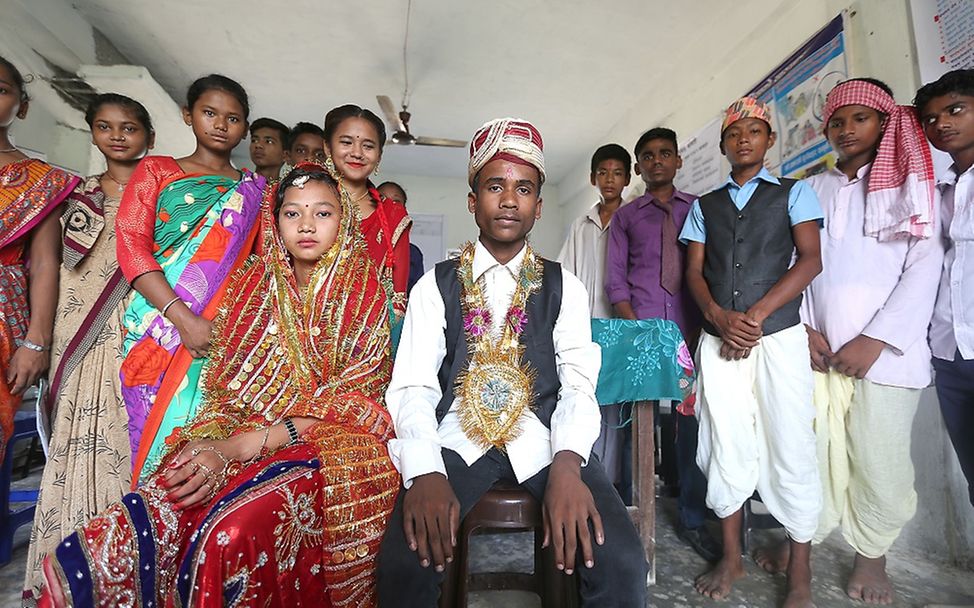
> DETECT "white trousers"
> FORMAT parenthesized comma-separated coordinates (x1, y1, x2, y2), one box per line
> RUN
(811, 371, 921, 557)
(695, 324, 821, 542)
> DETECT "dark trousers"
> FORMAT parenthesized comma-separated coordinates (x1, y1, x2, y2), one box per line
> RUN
(376, 448, 647, 608)
(676, 410, 709, 529)
(933, 352, 974, 506)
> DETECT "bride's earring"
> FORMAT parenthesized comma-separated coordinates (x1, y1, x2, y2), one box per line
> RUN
(324, 155, 336, 173)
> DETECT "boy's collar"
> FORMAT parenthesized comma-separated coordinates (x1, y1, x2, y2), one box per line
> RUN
(830, 162, 872, 181)
(472, 238, 528, 281)
(938, 162, 974, 188)
(635, 189, 694, 207)
(720, 166, 779, 189)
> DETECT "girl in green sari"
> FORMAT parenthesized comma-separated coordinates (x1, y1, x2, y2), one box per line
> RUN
(114, 75, 266, 485)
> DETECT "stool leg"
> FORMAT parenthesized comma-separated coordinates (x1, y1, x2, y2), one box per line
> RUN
(455, 524, 476, 608)
(741, 499, 751, 555)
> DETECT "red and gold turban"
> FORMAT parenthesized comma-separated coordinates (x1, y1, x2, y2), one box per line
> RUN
(721, 96, 773, 134)
(468, 118, 546, 188)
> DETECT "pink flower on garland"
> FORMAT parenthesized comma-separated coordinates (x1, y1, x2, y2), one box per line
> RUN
(464, 307, 492, 337)
(506, 307, 528, 335)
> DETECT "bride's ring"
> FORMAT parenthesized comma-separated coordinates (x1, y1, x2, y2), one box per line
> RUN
(196, 462, 215, 479)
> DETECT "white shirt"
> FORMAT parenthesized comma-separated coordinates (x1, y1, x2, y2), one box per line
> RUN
(386, 239, 602, 487)
(801, 166, 944, 388)
(557, 202, 617, 319)
(931, 163, 974, 360)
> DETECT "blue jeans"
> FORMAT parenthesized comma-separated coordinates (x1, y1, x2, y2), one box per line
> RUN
(933, 352, 974, 507)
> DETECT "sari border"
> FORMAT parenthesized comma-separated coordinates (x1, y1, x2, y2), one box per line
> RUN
(176, 456, 319, 606)
(48, 268, 129, 411)
(53, 531, 93, 608)
(0, 165, 80, 249)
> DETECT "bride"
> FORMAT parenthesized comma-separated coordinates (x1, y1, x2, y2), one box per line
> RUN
(39, 162, 400, 608)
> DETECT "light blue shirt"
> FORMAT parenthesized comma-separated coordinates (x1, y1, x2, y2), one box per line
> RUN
(679, 167, 823, 244)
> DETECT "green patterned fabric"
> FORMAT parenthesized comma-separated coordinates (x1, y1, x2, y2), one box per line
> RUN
(591, 318, 695, 405)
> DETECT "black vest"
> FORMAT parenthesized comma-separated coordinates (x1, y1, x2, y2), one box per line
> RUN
(700, 179, 802, 336)
(434, 256, 563, 426)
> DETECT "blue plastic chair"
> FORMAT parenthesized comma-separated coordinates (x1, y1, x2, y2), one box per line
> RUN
(0, 408, 41, 566)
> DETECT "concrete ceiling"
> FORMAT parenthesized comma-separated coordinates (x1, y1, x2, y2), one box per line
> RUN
(71, 0, 787, 183)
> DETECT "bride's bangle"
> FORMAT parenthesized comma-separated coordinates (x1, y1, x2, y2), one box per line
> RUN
(245, 426, 271, 466)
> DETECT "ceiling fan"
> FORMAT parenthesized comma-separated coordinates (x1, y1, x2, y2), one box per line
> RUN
(377, 95, 467, 148)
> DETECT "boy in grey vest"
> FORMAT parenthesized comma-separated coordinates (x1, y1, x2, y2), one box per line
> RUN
(679, 96, 824, 608)
(378, 118, 647, 607)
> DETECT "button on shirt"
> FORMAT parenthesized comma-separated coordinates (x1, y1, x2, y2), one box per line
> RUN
(558, 202, 617, 319)
(386, 240, 602, 487)
(930, 163, 974, 360)
(605, 190, 699, 338)
(679, 167, 824, 244)
(801, 165, 944, 388)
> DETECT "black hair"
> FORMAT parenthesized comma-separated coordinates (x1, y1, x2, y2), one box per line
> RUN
(914, 69, 974, 113)
(250, 117, 289, 147)
(274, 165, 339, 216)
(377, 181, 407, 204)
(0, 55, 30, 104)
(634, 128, 679, 158)
(323, 104, 386, 149)
(288, 121, 325, 148)
(843, 77, 895, 98)
(590, 144, 632, 175)
(84, 93, 153, 132)
(186, 74, 250, 120)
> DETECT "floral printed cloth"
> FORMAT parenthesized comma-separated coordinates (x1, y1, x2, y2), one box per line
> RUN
(591, 318, 695, 408)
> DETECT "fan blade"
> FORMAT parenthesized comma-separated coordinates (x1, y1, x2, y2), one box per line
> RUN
(376, 95, 406, 132)
(415, 136, 468, 148)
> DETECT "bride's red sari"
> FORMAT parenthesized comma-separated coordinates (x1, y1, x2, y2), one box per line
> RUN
(39, 168, 399, 608)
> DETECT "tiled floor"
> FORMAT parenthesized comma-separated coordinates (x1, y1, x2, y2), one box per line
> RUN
(3, 483, 972, 607)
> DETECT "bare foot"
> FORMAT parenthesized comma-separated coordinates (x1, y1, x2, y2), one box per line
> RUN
(784, 540, 815, 608)
(695, 556, 746, 600)
(754, 538, 791, 574)
(783, 587, 816, 608)
(847, 554, 894, 605)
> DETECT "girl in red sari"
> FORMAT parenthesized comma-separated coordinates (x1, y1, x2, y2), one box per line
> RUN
(323, 105, 411, 345)
(39, 163, 399, 608)
(0, 56, 80, 464)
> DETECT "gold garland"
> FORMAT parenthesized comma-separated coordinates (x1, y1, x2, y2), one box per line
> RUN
(454, 241, 543, 450)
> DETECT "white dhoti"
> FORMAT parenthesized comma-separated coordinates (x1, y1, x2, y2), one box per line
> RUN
(695, 324, 821, 542)
(811, 370, 920, 557)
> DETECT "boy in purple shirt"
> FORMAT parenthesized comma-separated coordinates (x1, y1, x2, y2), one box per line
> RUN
(605, 128, 717, 562)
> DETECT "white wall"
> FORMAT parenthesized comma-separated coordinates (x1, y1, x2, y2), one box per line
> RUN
(379, 171, 564, 265)
(554, 0, 920, 221)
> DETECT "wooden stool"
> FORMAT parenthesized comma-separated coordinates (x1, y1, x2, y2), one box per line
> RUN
(440, 481, 578, 608)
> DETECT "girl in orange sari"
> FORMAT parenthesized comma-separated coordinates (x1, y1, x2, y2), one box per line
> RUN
(0, 56, 80, 464)
(323, 105, 411, 347)
(39, 163, 399, 608)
